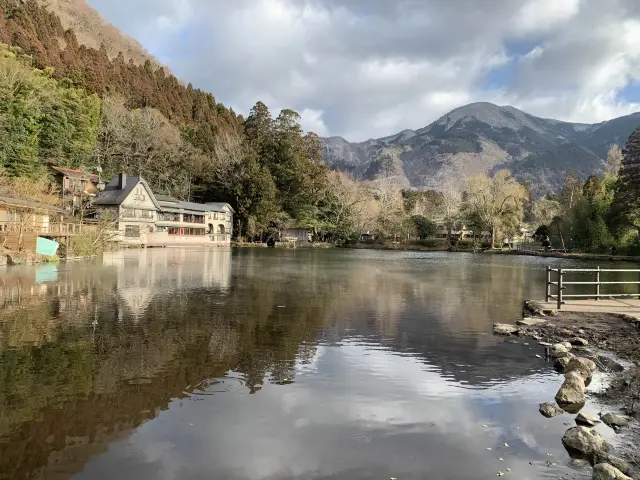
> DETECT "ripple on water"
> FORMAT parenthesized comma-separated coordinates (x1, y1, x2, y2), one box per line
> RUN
(185, 373, 246, 397)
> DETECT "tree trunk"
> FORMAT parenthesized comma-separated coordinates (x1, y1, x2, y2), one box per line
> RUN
(491, 224, 496, 249)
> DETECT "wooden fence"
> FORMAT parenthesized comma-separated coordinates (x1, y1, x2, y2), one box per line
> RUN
(0, 221, 98, 236)
(546, 266, 640, 309)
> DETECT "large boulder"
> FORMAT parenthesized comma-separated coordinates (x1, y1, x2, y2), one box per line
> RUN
(595, 454, 634, 477)
(539, 401, 564, 418)
(554, 353, 576, 372)
(566, 357, 597, 381)
(552, 343, 573, 358)
(556, 371, 586, 405)
(592, 463, 632, 480)
(493, 323, 519, 335)
(600, 413, 629, 432)
(562, 426, 608, 457)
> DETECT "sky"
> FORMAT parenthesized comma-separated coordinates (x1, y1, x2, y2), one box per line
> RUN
(86, 0, 640, 141)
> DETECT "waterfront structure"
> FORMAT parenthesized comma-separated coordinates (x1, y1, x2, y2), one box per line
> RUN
(95, 174, 233, 246)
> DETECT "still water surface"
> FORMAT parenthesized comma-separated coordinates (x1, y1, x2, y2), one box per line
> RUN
(0, 249, 634, 480)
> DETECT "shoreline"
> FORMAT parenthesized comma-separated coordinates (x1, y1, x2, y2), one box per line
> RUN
(494, 303, 640, 477)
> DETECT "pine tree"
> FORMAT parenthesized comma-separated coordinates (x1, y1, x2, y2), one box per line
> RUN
(611, 128, 640, 235)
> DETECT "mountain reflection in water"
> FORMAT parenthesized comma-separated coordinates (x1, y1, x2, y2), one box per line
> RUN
(0, 249, 619, 479)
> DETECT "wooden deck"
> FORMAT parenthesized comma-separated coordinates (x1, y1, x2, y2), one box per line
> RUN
(538, 298, 640, 320)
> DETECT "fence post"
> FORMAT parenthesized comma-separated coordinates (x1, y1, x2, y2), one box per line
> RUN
(557, 268, 563, 310)
(595, 266, 600, 301)
(546, 266, 551, 302)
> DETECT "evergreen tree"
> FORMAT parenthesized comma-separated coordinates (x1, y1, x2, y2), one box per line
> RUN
(611, 128, 640, 237)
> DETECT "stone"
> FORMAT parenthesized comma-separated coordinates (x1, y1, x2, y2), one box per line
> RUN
(552, 343, 570, 358)
(517, 317, 548, 326)
(539, 341, 552, 347)
(592, 463, 632, 480)
(555, 371, 586, 405)
(561, 341, 573, 350)
(600, 413, 629, 432)
(559, 328, 574, 336)
(575, 412, 600, 427)
(566, 357, 597, 380)
(597, 356, 625, 373)
(554, 356, 573, 373)
(539, 401, 564, 418)
(493, 323, 519, 335)
(595, 454, 634, 477)
(571, 337, 589, 346)
(562, 426, 608, 457)
(523, 300, 546, 316)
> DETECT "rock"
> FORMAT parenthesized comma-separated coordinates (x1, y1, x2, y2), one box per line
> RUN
(597, 356, 625, 373)
(575, 412, 600, 427)
(592, 463, 632, 480)
(562, 426, 608, 457)
(566, 357, 597, 380)
(493, 323, 519, 335)
(523, 300, 546, 316)
(539, 341, 552, 347)
(554, 356, 573, 373)
(517, 317, 548, 326)
(556, 371, 586, 405)
(539, 401, 564, 418)
(561, 402, 586, 414)
(571, 337, 589, 346)
(600, 413, 629, 432)
(559, 328, 574, 336)
(595, 454, 634, 477)
(561, 341, 573, 350)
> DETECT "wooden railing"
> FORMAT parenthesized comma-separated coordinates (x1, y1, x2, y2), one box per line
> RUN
(547, 266, 640, 309)
(0, 221, 98, 235)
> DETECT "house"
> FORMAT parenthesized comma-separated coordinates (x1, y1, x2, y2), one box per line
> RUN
(50, 166, 101, 216)
(281, 222, 312, 242)
(0, 195, 64, 234)
(95, 174, 234, 247)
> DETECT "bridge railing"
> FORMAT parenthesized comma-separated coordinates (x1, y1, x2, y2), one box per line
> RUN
(546, 266, 640, 309)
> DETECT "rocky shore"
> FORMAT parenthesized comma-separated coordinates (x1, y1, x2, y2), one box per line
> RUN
(493, 301, 640, 479)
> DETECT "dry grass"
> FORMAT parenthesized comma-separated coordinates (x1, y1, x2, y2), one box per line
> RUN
(35, 0, 169, 71)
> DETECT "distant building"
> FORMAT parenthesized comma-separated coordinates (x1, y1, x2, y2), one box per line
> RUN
(95, 174, 234, 246)
(281, 222, 312, 242)
(50, 165, 101, 216)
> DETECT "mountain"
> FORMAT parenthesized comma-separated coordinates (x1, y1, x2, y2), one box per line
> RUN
(34, 0, 164, 69)
(322, 102, 640, 195)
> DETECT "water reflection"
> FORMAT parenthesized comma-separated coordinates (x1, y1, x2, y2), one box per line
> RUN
(0, 250, 630, 480)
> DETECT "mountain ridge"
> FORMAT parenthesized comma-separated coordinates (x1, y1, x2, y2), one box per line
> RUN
(322, 102, 640, 195)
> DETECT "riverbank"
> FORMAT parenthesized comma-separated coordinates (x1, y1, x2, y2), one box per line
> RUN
(494, 304, 640, 478)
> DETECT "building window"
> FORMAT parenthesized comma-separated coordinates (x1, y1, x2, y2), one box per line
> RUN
(158, 212, 180, 222)
(167, 227, 206, 236)
(133, 186, 146, 201)
(156, 226, 167, 232)
(8, 211, 20, 222)
(122, 207, 135, 218)
(125, 225, 140, 237)
(183, 214, 205, 224)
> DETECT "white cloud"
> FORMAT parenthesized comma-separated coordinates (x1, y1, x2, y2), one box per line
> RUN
(87, 0, 640, 141)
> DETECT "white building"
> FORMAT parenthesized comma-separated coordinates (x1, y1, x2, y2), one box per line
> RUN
(95, 174, 234, 247)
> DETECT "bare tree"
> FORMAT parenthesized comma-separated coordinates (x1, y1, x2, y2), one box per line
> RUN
(440, 180, 462, 239)
(465, 170, 528, 248)
(372, 173, 405, 240)
(605, 143, 623, 177)
(532, 199, 561, 228)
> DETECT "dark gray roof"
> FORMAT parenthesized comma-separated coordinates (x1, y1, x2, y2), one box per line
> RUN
(95, 175, 161, 210)
(0, 195, 64, 213)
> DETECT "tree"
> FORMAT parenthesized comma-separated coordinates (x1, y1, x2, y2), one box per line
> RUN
(464, 170, 528, 248)
(531, 199, 561, 228)
(440, 181, 461, 239)
(605, 144, 623, 177)
(411, 215, 437, 240)
(320, 171, 369, 240)
(372, 173, 405, 239)
(611, 128, 640, 238)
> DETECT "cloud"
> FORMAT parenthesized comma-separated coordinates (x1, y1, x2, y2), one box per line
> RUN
(87, 0, 640, 141)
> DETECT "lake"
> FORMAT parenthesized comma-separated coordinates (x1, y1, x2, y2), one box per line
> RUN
(0, 248, 634, 480)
